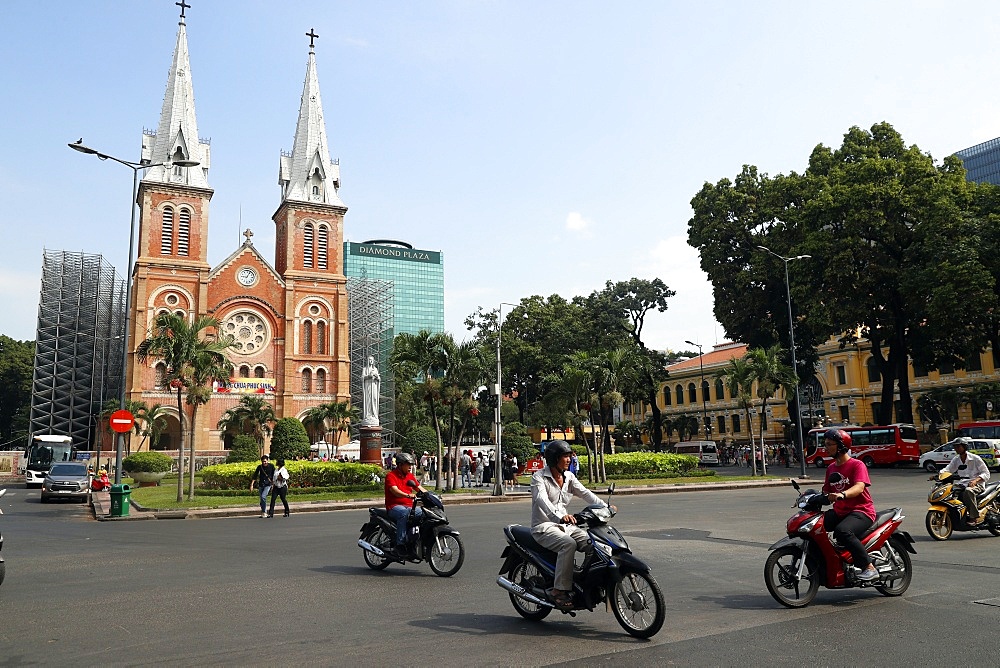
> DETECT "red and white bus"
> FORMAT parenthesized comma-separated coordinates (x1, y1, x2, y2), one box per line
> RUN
(804, 424, 920, 468)
(956, 420, 1000, 443)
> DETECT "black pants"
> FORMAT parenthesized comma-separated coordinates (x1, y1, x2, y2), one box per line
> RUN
(823, 510, 873, 570)
(960, 484, 984, 519)
(269, 486, 289, 516)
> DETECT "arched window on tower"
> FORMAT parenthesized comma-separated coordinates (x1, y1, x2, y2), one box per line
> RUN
(171, 147, 186, 179)
(303, 223, 314, 268)
(317, 225, 328, 269)
(316, 369, 327, 393)
(301, 369, 312, 393)
(177, 208, 190, 256)
(254, 366, 265, 378)
(239, 365, 251, 378)
(161, 206, 174, 254)
(316, 321, 326, 355)
(154, 363, 167, 390)
(303, 321, 313, 354)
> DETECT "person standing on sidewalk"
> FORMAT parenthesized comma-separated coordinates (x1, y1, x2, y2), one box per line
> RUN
(250, 455, 275, 518)
(268, 458, 291, 517)
(460, 449, 473, 488)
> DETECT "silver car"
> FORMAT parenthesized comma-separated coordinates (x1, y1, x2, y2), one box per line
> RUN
(40, 463, 91, 503)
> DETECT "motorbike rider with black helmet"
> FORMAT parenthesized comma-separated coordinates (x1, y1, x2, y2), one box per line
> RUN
(530, 441, 615, 610)
(821, 428, 879, 582)
(385, 452, 427, 557)
(934, 437, 990, 524)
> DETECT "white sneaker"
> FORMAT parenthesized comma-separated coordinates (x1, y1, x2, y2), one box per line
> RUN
(261, 513, 267, 518)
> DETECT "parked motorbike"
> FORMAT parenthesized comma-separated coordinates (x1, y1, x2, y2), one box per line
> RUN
(496, 484, 665, 638)
(357, 481, 465, 577)
(925, 471, 1000, 540)
(764, 480, 915, 608)
(1, 488, 7, 586)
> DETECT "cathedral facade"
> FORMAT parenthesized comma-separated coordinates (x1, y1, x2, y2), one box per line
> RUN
(123, 15, 349, 452)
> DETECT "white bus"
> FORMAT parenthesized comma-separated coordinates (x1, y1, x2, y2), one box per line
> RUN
(674, 440, 720, 466)
(23, 435, 75, 487)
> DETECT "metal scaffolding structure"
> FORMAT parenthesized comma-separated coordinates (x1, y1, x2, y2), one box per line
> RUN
(29, 250, 126, 448)
(347, 276, 395, 444)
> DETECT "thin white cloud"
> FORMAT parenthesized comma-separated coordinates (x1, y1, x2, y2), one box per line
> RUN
(565, 211, 593, 237)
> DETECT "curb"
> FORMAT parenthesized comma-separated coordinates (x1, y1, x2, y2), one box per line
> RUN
(92, 477, 804, 521)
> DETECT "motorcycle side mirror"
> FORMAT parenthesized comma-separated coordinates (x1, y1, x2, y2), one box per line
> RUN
(791, 480, 801, 491)
(407, 480, 418, 488)
(607, 482, 616, 496)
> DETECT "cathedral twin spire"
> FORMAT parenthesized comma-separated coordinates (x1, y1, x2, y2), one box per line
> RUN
(142, 10, 341, 210)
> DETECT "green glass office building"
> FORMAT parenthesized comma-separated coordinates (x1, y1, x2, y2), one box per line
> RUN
(343, 240, 445, 336)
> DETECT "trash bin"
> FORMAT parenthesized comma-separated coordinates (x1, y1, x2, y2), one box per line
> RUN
(109, 483, 131, 517)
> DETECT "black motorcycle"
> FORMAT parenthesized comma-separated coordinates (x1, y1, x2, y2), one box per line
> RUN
(0, 488, 7, 586)
(496, 484, 665, 638)
(358, 481, 465, 577)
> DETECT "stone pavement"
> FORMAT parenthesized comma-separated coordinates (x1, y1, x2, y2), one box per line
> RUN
(90, 477, 799, 521)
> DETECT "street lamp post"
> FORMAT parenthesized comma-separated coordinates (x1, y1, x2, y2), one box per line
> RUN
(684, 340, 709, 441)
(493, 302, 517, 496)
(757, 245, 811, 478)
(68, 140, 198, 484)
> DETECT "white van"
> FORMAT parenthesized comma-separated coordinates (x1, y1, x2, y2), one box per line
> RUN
(674, 440, 720, 466)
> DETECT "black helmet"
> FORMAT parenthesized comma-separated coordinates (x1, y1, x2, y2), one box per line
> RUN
(396, 452, 415, 466)
(824, 428, 852, 455)
(544, 441, 573, 468)
(954, 437, 972, 451)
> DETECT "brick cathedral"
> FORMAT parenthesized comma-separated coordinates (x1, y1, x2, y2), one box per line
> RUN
(123, 14, 349, 452)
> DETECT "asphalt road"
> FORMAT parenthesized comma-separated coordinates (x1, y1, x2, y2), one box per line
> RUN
(1, 468, 998, 666)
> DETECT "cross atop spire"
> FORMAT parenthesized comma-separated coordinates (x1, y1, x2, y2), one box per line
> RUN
(243, 228, 254, 244)
(306, 28, 319, 50)
(176, 0, 190, 21)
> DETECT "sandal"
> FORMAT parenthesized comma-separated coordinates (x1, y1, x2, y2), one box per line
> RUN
(546, 588, 574, 610)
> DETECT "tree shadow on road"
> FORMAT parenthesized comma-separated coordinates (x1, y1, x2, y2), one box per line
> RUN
(409, 612, 638, 644)
(691, 593, 785, 610)
(309, 564, 434, 578)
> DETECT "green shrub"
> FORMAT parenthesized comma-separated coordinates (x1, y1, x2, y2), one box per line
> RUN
(200, 460, 383, 490)
(227, 434, 260, 463)
(578, 452, 700, 477)
(570, 444, 589, 456)
(122, 451, 174, 473)
(403, 425, 438, 454)
(269, 417, 311, 461)
(195, 484, 379, 497)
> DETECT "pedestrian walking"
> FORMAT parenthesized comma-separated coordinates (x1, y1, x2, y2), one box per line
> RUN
(460, 449, 473, 488)
(249, 454, 275, 518)
(474, 452, 484, 487)
(268, 458, 290, 517)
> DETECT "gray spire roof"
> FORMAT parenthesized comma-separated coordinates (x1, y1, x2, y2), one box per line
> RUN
(278, 43, 343, 207)
(141, 16, 211, 188)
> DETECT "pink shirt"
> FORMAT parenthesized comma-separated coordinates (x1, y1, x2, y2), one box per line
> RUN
(823, 456, 876, 521)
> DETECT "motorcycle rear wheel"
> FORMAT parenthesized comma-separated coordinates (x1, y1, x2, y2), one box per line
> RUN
(362, 527, 393, 570)
(764, 546, 819, 608)
(429, 534, 465, 577)
(874, 540, 912, 597)
(507, 559, 551, 621)
(925, 509, 952, 541)
(611, 571, 665, 638)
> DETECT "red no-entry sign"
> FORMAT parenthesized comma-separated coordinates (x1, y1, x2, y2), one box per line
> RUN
(110, 409, 135, 434)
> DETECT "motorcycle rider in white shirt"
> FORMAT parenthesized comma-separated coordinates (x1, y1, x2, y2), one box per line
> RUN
(936, 438, 991, 524)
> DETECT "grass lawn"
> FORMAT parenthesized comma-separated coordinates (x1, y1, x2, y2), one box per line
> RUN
(126, 472, 785, 510)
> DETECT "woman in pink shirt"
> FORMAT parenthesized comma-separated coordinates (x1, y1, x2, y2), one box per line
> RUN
(821, 429, 879, 582)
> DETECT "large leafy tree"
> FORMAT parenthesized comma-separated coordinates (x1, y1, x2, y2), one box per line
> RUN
(0, 336, 34, 444)
(690, 122, 996, 425)
(137, 313, 235, 502)
(217, 395, 277, 457)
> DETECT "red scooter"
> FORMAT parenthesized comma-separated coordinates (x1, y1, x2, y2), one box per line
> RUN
(764, 479, 916, 608)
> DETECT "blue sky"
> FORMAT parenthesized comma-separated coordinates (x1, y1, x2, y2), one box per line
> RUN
(2, 1, 999, 352)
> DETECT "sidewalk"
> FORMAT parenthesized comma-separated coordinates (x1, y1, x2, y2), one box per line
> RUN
(92, 477, 800, 521)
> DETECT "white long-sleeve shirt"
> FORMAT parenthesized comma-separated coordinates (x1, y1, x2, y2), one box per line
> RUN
(943, 453, 990, 485)
(531, 466, 605, 528)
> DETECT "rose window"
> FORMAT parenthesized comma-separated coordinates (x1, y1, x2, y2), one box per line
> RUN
(222, 311, 270, 354)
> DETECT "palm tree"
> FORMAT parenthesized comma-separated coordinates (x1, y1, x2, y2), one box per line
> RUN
(217, 395, 277, 457)
(390, 330, 451, 489)
(137, 313, 235, 501)
(715, 356, 759, 474)
(136, 403, 170, 452)
(100, 398, 147, 456)
(440, 339, 486, 490)
(301, 401, 355, 457)
(746, 345, 796, 476)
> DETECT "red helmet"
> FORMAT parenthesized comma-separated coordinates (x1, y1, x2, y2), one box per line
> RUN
(824, 428, 852, 455)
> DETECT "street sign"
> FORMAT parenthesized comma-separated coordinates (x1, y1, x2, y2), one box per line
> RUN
(110, 409, 135, 434)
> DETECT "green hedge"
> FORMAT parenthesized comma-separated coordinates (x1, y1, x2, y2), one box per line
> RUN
(200, 461, 383, 490)
(122, 451, 174, 473)
(579, 452, 700, 476)
(195, 483, 379, 497)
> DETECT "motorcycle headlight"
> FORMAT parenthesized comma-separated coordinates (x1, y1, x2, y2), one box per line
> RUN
(594, 542, 613, 557)
(929, 485, 950, 503)
(798, 516, 821, 533)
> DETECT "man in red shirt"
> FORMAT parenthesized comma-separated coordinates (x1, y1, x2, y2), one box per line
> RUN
(822, 429, 879, 582)
(385, 452, 428, 555)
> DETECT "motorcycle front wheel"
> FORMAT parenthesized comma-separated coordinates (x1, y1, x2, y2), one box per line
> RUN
(764, 546, 819, 608)
(362, 527, 393, 570)
(874, 539, 912, 597)
(507, 559, 551, 621)
(925, 509, 952, 541)
(428, 533, 465, 577)
(611, 571, 665, 638)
